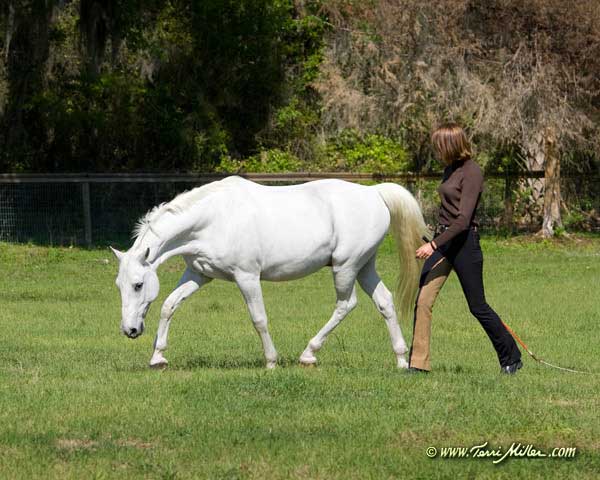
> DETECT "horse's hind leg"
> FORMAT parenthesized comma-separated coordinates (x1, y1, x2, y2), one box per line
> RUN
(236, 274, 278, 369)
(299, 269, 357, 366)
(357, 256, 409, 368)
(150, 268, 211, 368)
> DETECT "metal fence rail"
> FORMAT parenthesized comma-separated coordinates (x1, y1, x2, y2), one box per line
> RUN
(0, 172, 598, 246)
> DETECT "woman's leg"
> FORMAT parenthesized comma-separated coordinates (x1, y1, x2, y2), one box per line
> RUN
(408, 251, 452, 371)
(451, 230, 521, 367)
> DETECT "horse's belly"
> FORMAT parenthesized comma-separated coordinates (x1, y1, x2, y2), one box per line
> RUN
(259, 250, 331, 281)
(256, 211, 334, 281)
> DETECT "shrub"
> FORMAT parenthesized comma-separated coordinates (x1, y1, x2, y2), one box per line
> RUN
(217, 149, 303, 173)
(322, 130, 410, 174)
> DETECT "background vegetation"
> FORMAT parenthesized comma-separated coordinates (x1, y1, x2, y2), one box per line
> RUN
(1, 1, 599, 234)
(1, 1, 598, 174)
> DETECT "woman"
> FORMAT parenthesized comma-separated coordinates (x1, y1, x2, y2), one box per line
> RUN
(409, 123, 522, 374)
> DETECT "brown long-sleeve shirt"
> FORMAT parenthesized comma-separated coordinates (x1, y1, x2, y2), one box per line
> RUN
(432, 158, 483, 247)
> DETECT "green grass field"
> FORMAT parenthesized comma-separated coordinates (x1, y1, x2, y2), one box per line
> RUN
(1, 236, 599, 479)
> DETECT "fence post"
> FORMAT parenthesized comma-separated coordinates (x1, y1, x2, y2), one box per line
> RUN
(82, 182, 92, 247)
(503, 174, 514, 233)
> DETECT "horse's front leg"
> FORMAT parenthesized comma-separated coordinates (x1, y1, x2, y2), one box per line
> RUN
(236, 273, 278, 369)
(150, 268, 211, 368)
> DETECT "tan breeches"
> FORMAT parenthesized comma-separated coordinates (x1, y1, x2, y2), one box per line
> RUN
(409, 256, 452, 371)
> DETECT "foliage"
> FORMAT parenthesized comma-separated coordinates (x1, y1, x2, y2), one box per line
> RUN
(0, 0, 599, 181)
(218, 131, 410, 174)
(218, 149, 303, 173)
(563, 211, 588, 231)
(320, 130, 410, 174)
(0, 0, 326, 172)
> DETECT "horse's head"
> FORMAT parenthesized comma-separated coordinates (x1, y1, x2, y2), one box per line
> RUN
(110, 247, 160, 339)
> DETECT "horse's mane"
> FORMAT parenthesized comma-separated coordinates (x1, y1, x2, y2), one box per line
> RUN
(133, 176, 245, 239)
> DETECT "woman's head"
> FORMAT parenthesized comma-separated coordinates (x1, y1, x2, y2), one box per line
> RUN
(431, 123, 472, 165)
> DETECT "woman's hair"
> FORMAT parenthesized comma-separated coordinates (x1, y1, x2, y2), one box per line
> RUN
(431, 123, 472, 165)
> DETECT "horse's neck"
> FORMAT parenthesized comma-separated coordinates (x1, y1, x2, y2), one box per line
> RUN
(132, 213, 198, 267)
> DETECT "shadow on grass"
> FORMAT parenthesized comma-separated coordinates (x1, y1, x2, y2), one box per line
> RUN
(3, 290, 94, 303)
(434, 364, 479, 374)
(113, 354, 303, 372)
(173, 354, 301, 370)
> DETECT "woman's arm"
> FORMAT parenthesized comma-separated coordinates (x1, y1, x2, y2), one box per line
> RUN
(432, 165, 483, 248)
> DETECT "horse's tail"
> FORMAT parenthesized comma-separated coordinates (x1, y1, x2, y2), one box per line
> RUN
(374, 183, 430, 323)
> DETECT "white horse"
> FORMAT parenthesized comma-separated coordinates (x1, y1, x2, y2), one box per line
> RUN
(111, 176, 427, 369)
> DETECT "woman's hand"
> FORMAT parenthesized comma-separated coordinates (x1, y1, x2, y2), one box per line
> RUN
(416, 242, 435, 259)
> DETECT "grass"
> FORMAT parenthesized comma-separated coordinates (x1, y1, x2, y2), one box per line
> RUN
(0, 235, 599, 479)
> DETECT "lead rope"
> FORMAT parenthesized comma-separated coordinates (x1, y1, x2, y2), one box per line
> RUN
(500, 320, 594, 374)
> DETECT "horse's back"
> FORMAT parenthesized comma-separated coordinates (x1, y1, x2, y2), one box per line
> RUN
(245, 178, 387, 219)
(248, 179, 391, 267)
(243, 179, 390, 238)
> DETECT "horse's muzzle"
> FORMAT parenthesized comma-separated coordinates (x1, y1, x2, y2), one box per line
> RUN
(123, 323, 144, 339)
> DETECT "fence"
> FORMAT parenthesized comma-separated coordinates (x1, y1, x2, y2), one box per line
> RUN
(0, 172, 598, 246)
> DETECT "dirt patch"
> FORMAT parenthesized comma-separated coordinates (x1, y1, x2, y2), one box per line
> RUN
(56, 438, 99, 450)
(547, 398, 581, 407)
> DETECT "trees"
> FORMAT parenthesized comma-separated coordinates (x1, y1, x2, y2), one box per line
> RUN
(316, 0, 600, 235)
(0, 0, 321, 172)
(464, 0, 600, 236)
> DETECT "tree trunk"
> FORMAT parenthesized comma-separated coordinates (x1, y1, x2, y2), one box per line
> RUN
(522, 132, 545, 227)
(4, 2, 16, 62)
(2, 0, 56, 171)
(80, 0, 122, 76)
(541, 128, 562, 237)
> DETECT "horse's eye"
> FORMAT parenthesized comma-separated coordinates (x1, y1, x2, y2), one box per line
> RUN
(134, 282, 144, 292)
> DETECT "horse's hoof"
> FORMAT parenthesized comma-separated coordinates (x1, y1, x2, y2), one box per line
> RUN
(266, 361, 277, 369)
(397, 358, 409, 369)
(299, 350, 317, 366)
(149, 362, 169, 370)
(300, 362, 317, 368)
(299, 354, 317, 367)
(149, 359, 168, 370)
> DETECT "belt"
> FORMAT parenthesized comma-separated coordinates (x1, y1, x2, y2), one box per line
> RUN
(435, 224, 478, 236)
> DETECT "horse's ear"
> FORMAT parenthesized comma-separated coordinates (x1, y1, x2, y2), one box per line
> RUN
(109, 246, 124, 262)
